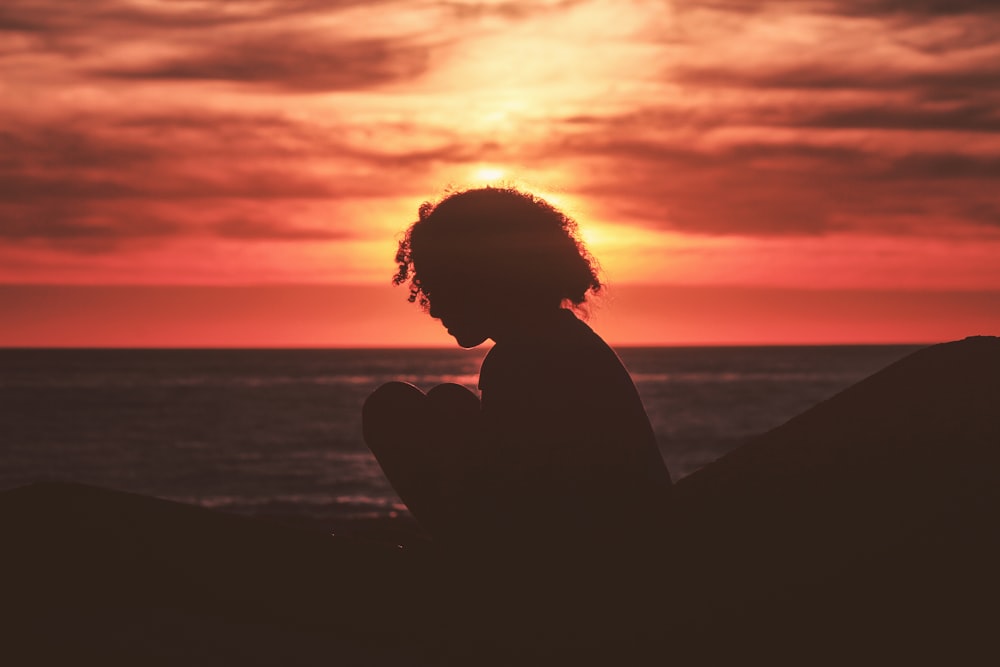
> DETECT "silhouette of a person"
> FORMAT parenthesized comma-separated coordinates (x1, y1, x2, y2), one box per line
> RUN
(363, 187, 672, 555)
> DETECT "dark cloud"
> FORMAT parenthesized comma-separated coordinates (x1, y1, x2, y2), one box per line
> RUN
(0, 203, 352, 254)
(789, 104, 1000, 133)
(0, 0, 387, 37)
(439, 0, 586, 21)
(0, 0, 569, 38)
(110, 113, 483, 165)
(960, 202, 1000, 227)
(0, 125, 153, 170)
(0, 203, 185, 254)
(681, 0, 1000, 17)
(671, 1, 1000, 59)
(668, 42, 1000, 145)
(887, 153, 1000, 181)
(820, 0, 1000, 18)
(672, 62, 1000, 97)
(0, 157, 339, 202)
(3, 0, 998, 252)
(890, 17, 1000, 55)
(211, 218, 352, 241)
(0, 109, 484, 253)
(546, 139, 862, 235)
(0, 10, 46, 33)
(92, 0, 384, 29)
(1, 0, 564, 88)
(545, 125, 999, 236)
(2, 1, 436, 93)
(94, 35, 433, 92)
(551, 132, 874, 175)
(0, 113, 481, 206)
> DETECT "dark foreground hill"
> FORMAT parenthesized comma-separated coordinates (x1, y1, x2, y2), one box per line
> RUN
(672, 335, 1000, 662)
(2, 337, 998, 665)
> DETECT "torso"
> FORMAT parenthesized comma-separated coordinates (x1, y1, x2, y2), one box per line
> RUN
(476, 309, 672, 543)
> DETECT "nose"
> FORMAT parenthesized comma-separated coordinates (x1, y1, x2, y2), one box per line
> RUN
(428, 296, 449, 321)
(426, 291, 451, 320)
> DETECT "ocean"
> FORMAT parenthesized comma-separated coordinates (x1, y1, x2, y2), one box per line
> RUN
(0, 346, 921, 532)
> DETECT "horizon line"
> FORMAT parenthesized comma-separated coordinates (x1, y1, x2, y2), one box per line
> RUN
(0, 342, 940, 351)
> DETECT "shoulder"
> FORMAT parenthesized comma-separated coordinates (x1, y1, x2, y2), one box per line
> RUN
(479, 310, 629, 391)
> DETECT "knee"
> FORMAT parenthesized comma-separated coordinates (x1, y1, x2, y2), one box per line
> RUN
(366, 381, 426, 409)
(363, 382, 427, 447)
(427, 383, 480, 417)
(425, 384, 480, 442)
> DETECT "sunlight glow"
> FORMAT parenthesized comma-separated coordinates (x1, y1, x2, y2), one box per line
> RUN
(3, 0, 998, 345)
(472, 165, 506, 182)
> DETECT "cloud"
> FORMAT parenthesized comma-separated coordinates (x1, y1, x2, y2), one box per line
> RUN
(545, 122, 1000, 237)
(211, 217, 352, 241)
(960, 202, 1000, 227)
(0, 113, 478, 202)
(887, 152, 1000, 181)
(2, 0, 576, 91)
(680, 0, 1000, 18)
(0, 1, 386, 38)
(664, 0, 1000, 110)
(438, 0, 587, 21)
(571, 0, 998, 238)
(787, 104, 1000, 133)
(819, 0, 1000, 18)
(93, 34, 433, 92)
(2, 1, 441, 94)
(0, 124, 151, 170)
(2, 0, 998, 268)
(0, 202, 185, 254)
(0, 109, 481, 254)
(0, 200, 356, 254)
(671, 62, 1000, 100)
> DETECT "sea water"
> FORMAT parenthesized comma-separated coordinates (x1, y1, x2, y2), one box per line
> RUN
(0, 346, 921, 527)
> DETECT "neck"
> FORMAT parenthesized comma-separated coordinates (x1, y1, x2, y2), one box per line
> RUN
(490, 306, 571, 344)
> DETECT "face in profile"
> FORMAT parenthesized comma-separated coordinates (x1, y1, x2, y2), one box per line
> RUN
(419, 274, 493, 349)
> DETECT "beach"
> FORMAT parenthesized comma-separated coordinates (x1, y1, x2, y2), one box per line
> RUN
(2, 337, 998, 664)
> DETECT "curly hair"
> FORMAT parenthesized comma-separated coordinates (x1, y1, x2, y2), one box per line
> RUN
(393, 187, 602, 310)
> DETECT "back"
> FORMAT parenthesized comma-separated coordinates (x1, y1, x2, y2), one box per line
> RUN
(477, 309, 672, 545)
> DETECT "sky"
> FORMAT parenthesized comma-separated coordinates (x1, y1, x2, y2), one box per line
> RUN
(2, 0, 999, 346)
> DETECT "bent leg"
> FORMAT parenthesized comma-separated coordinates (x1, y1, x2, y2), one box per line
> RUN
(363, 382, 436, 529)
(363, 382, 482, 541)
(362, 381, 428, 453)
(426, 382, 481, 445)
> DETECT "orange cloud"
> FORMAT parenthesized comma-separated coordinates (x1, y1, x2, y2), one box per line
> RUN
(1, 0, 998, 303)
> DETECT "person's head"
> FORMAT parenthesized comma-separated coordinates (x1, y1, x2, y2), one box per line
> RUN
(393, 187, 602, 347)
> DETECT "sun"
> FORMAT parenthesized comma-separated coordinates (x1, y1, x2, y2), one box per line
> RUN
(472, 165, 505, 182)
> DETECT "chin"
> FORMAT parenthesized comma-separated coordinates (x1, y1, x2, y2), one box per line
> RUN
(450, 331, 489, 348)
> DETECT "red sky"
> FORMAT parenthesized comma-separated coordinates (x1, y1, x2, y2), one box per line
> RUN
(2, 0, 999, 346)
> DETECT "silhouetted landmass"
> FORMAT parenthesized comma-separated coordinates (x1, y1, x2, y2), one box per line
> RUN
(671, 334, 1000, 662)
(2, 337, 997, 665)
